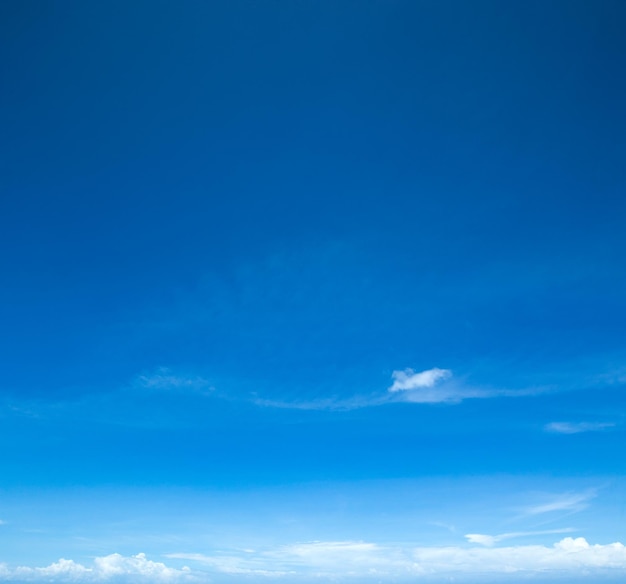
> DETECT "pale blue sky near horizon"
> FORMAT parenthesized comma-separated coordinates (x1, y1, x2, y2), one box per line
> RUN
(1, 0, 625, 581)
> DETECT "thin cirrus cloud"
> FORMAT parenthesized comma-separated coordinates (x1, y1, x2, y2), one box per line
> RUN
(251, 367, 454, 411)
(545, 421, 616, 434)
(386, 367, 542, 405)
(135, 368, 214, 395)
(253, 367, 543, 410)
(519, 490, 597, 517)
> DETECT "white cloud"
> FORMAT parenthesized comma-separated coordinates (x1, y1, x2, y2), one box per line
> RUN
(17, 558, 92, 580)
(387, 368, 493, 404)
(388, 368, 453, 392)
(522, 491, 596, 516)
(545, 422, 616, 434)
(162, 551, 295, 577)
(169, 542, 404, 577)
(254, 367, 544, 410)
(5, 539, 626, 582)
(169, 537, 626, 580)
(465, 533, 498, 546)
(413, 537, 626, 574)
(2, 553, 193, 583)
(93, 553, 191, 580)
(465, 528, 576, 547)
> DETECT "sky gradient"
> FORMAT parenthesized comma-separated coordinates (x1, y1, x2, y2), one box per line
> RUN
(1, 0, 625, 582)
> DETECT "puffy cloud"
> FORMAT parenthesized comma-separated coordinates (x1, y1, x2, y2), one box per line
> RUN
(93, 553, 191, 580)
(15, 558, 92, 580)
(2, 553, 192, 583)
(388, 368, 452, 392)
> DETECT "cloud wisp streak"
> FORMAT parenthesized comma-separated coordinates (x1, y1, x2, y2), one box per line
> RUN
(134, 368, 215, 395)
(254, 367, 546, 411)
(387, 368, 547, 404)
(465, 528, 576, 547)
(545, 422, 616, 434)
(387, 367, 481, 404)
(521, 491, 597, 517)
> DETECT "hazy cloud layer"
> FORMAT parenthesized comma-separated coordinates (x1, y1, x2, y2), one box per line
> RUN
(3, 537, 626, 582)
(465, 528, 576, 547)
(168, 537, 626, 580)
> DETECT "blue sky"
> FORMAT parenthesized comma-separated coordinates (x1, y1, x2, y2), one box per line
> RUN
(1, 0, 625, 581)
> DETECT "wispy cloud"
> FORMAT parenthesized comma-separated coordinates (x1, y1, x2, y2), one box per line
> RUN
(135, 368, 214, 395)
(521, 490, 597, 517)
(167, 537, 626, 580)
(387, 368, 546, 405)
(387, 367, 485, 404)
(545, 421, 616, 434)
(465, 528, 575, 547)
(252, 393, 388, 411)
(5, 537, 626, 582)
(254, 367, 545, 411)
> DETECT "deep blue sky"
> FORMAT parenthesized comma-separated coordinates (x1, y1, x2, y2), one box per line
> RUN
(0, 1, 625, 581)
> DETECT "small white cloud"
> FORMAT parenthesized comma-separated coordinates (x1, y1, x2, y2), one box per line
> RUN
(387, 368, 495, 404)
(255, 367, 543, 410)
(545, 421, 615, 434)
(465, 533, 497, 546)
(388, 368, 452, 392)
